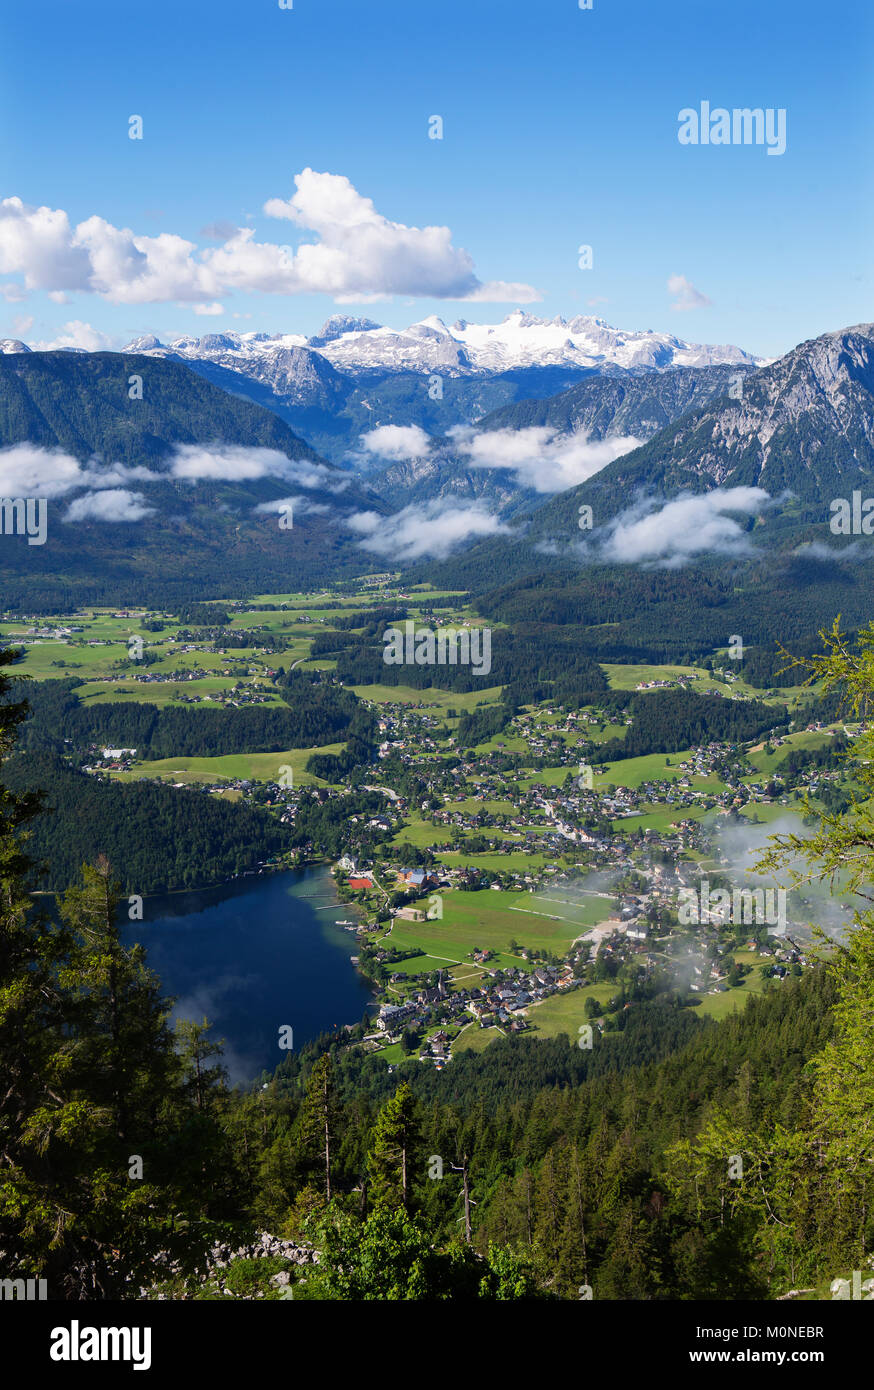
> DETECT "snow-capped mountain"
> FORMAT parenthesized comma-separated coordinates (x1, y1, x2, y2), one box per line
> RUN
(121, 310, 763, 378)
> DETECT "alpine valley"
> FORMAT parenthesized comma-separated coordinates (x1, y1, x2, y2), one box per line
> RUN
(3, 308, 874, 1308)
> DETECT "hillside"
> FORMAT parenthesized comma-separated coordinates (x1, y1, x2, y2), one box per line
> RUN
(0, 352, 385, 609)
(530, 323, 874, 540)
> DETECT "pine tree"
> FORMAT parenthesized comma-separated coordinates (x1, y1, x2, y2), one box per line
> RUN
(59, 857, 178, 1147)
(367, 1082, 421, 1211)
(299, 1054, 337, 1202)
(0, 648, 73, 1288)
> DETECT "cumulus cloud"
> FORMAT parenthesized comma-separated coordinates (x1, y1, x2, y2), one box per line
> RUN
(63, 489, 155, 522)
(599, 487, 771, 566)
(667, 273, 712, 311)
(357, 424, 432, 463)
(449, 425, 642, 493)
(33, 320, 114, 351)
(166, 443, 338, 489)
(346, 499, 510, 560)
(193, 302, 225, 316)
(0, 172, 539, 307)
(262, 169, 539, 303)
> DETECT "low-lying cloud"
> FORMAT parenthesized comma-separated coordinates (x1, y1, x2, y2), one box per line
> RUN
(357, 424, 432, 463)
(0, 443, 154, 499)
(449, 425, 642, 492)
(63, 488, 155, 522)
(599, 487, 772, 566)
(346, 499, 510, 560)
(0, 442, 336, 522)
(167, 444, 338, 489)
(253, 495, 330, 517)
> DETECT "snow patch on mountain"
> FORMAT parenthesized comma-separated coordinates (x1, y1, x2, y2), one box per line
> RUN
(119, 310, 762, 380)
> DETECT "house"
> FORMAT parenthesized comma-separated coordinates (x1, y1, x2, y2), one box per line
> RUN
(377, 1003, 414, 1032)
(396, 868, 437, 891)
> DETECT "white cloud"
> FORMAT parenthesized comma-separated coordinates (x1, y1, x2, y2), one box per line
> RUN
(0, 444, 159, 499)
(0, 444, 85, 497)
(261, 169, 539, 303)
(449, 425, 642, 492)
(0, 173, 539, 308)
(253, 495, 330, 516)
(357, 424, 432, 463)
(193, 302, 225, 316)
(33, 320, 114, 351)
(167, 443, 338, 488)
(599, 487, 771, 566)
(346, 498, 510, 560)
(63, 488, 155, 522)
(667, 273, 712, 311)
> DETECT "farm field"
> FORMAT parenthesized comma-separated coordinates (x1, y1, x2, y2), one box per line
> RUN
(108, 743, 344, 787)
(744, 729, 836, 776)
(611, 805, 713, 832)
(524, 981, 618, 1039)
(350, 683, 503, 711)
(453, 1025, 505, 1053)
(383, 888, 589, 962)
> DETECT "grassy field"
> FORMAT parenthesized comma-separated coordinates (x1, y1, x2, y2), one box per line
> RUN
(383, 888, 593, 963)
(109, 743, 344, 787)
(593, 750, 713, 789)
(601, 663, 706, 691)
(524, 981, 618, 1039)
(612, 805, 714, 833)
(453, 1024, 505, 1053)
(600, 661, 805, 702)
(744, 729, 836, 776)
(693, 967, 770, 1019)
(350, 683, 503, 711)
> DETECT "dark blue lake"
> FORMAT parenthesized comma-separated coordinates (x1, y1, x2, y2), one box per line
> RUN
(122, 866, 373, 1083)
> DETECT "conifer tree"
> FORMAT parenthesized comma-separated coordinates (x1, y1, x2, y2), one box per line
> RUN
(367, 1082, 420, 1211)
(299, 1054, 337, 1202)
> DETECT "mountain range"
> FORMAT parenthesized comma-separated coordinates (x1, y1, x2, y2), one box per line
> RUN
(1, 320, 871, 644)
(1, 312, 763, 465)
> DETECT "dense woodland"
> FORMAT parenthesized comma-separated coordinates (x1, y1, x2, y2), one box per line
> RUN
(1, 752, 290, 894)
(1, 627, 873, 1300)
(592, 689, 786, 762)
(12, 673, 360, 758)
(420, 548, 874, 678)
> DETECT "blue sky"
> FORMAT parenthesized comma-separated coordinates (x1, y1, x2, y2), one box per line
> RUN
(0, 0, 871, 358)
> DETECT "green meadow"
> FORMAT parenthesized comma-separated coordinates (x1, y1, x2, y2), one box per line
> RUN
(109, 743, 344, 787)
(383, 888, 603, 964)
